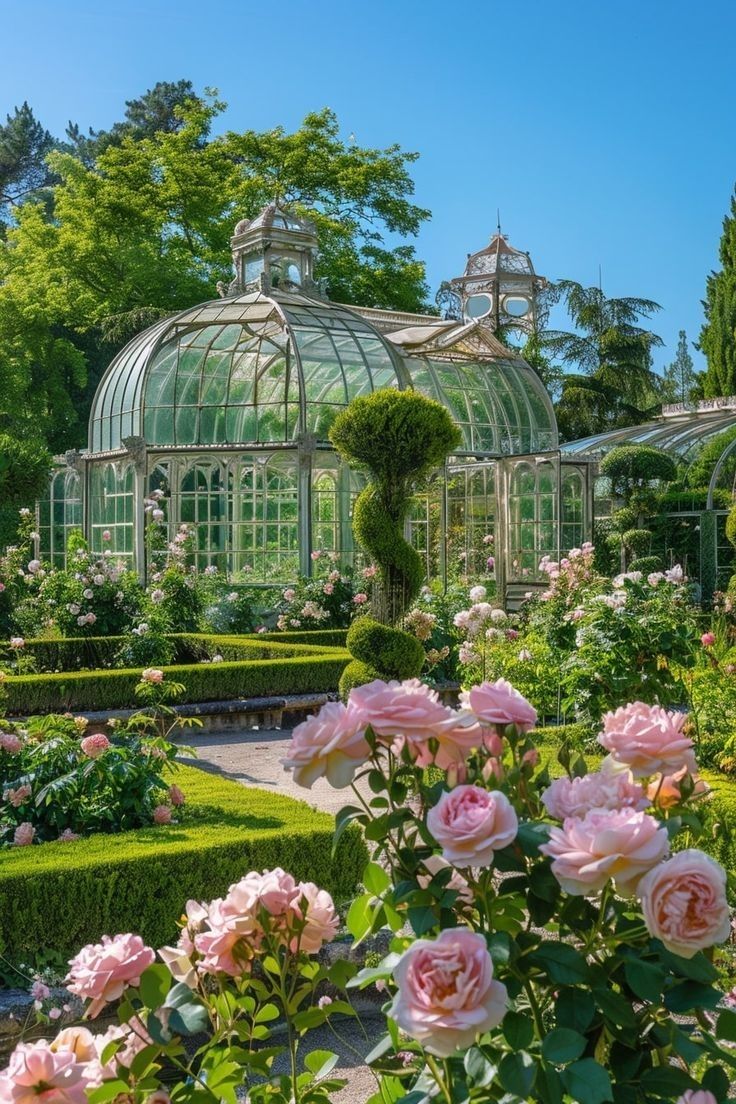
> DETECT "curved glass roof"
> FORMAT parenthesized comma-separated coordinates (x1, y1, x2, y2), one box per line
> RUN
(563, 410, 736, 463)
(89, 289, 557, 456)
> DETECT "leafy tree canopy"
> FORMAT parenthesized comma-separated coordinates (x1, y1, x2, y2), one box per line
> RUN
(0, 89, 432, 457)
(700, 188, 736, 398)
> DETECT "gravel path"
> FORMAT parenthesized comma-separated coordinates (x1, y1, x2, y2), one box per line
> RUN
(183, 727, 381, 1104)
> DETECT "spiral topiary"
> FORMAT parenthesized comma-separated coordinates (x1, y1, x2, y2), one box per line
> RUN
(329, 389, 461, 695)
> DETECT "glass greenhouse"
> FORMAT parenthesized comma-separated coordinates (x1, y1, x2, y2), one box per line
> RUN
(564, 399, 736, 598)
(40, 204, 592, 603)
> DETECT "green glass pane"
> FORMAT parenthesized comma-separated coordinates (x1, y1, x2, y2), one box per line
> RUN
(176, 406, 198, 444)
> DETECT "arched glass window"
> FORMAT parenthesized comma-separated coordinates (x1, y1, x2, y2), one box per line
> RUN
(445, 463, 496, 579)
(312, 471, 338, 554)
(561, 470, 585, 551)
(229, 457, 298, 581)
(509, 460, 557, 580)
(89, 462, 135, 565)
(39, 469, 83, 567)
(179, 460, 229, 572)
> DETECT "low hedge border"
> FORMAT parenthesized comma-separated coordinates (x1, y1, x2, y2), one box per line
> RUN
(2, 633, 347, 673)
(2, 649, 350, 713)
(0, 764, 366, 961)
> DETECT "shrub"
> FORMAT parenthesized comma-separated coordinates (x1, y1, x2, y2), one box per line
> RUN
(274, 559, 373, 630)
(621, 527, 652, 555)
(329, 390, 460, 688)
(2, 647, 350, 713)
(0, 764, 366, 959)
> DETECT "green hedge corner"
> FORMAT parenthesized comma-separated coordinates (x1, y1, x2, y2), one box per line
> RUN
(0, 764, 366, 959)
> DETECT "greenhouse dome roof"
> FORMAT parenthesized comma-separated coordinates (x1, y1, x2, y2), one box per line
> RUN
(563, 402, 736, 463)
(89, 287, 558, 458)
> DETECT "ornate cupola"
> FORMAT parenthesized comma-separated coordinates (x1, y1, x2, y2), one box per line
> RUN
(449, 225, 546, 334)
(218, 203, 320, 298)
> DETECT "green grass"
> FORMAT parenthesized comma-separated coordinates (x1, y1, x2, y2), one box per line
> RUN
(0, 764, 366, 960)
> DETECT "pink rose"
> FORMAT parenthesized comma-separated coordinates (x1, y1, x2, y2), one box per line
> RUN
(0, 1039, 88, 1104)
(700, 632, 716, 648)
(13, 823, 35, 847)
(66, 933, 155, 1017)
(102, 530, 111, 541)
(0, 732, 22, 754)
(294, 881, 339, 952)
(459, 679, 537, 733)
(676, 1093, 718, 1104)
(233, 867, 300, 918)
(169, 784, 185, 806)
(638, 849, 731, 958)
(353, 592, 368, 604)
(153, 804, 172, 825)
(281, 700, 370, 788)
(49, 1027, 96, 1062)
(647, 766, 708, 809)
(417, 854, 474, 905)
(542, 764, 647, 820)
(599, 702, 696, 777)
(323, 583, 334, 595)
(58, 829, 81, 843)
(80, 733, 110, 759)
(10, 637, 24, 649)
(391, 928, 507, 1057)
(427, 785, 518, 867)
(195, 895, 261, 977)
(141, 668, 164, 684)
(348, 679, 482, 770)
(541, 808, 669, 896)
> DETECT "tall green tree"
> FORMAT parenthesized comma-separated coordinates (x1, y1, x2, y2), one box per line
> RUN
(701, 189, 736, 397)
(0, 94, 431, 453)
(0, 102, 56, 225)
(543, 280, 663, 440)
(660, 329, 698, 405)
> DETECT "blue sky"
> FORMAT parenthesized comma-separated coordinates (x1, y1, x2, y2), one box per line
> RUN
(2, 0, 735, 376)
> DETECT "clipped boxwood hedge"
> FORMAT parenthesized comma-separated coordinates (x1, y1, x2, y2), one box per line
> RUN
(0, 764, 366, 960)
(3, 653, 349, 713)
(256, 630, 349, 647)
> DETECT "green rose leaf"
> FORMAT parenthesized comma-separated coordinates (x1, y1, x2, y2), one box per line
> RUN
(498, 1051, 536, 1098)
(555, 988, 596, 1032)
(541, 1027, 587, 1064)
(530, 941, 590, 984)
(560, 1058, 613, 1104)
(138, 963, 172, 1010)
(502, 1010, 534, 1050)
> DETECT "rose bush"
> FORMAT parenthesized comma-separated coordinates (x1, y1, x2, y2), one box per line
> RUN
(1, 868, 357, 1104)
(0, 673, 191, 845)
(274, 554, 375, 631)
(279, 679, 733, 1104)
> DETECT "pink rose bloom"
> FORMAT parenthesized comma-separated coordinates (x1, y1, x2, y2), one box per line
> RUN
(349, 679, 482, 770)
(391, 928, 507, 1057)
(50, 1027, 96, 1062)
(676, 1093, 718, 1104)
(541, 808, 669, 896)
(542, 764, 647, 820)
(195, 892, 261, 977)
(102, 530, 111, 541)
(0, 732, 22, 753)
(459, 679, 537, 733)
(153, 804, 172, 825)
(427, 785, 518, 867)
(362, 564, 377, 578)
(30, 980, 50, 1001)
(638, 849, 730, 958)
(701, 632, 716, 648)
(0, 1039, 88, 1104)
(169, 784, 185, 806)
(58, 829, 81, 843)
(141, 668, 164, 684)
(417, 854, 474, 905)
(323, 583, 334, 595)
(294, 881, 339, 952)
(281, 700, 370, 788)
(10, 637, 24, 649)
(80, 733, 110, 759)
(599, 702, 696, 777)
(231, 867, 300, 918)
(283, 588, 296, 601)
(5, 783, 32, 807)
(310, 550, 322, 560)
(66, 933, 155, 1018)
(353, 592, 368, 604)
(648, 766, 709, 809)
(13, 823, 35, 847)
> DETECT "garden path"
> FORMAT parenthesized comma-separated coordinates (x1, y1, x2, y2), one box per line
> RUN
(182, 727, 380, 1104)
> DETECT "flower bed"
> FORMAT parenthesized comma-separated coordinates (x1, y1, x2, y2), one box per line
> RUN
(0, 763, 366, 962)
